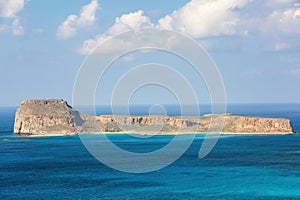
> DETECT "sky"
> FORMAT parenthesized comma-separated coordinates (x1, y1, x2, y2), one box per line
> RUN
(0, 0, 300, 106)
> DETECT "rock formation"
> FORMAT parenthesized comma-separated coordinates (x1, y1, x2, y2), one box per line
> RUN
(14, 99, 78, 135)
(14, 99, 294, 136)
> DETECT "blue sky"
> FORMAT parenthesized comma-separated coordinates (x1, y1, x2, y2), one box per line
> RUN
(0, 0, 300, 106)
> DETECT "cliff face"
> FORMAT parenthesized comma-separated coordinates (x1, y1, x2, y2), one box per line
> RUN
(14, 99, 80, 135)
(221, 115, 293, 133)
(14, 99, 294, 136)
(100, 115, 197, 128)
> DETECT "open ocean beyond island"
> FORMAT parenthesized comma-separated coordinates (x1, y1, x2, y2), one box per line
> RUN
(1, 104, 300, 199)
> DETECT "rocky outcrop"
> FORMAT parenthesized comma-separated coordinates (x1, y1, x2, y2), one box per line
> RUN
(14, 99, 294, 136)
(14, 99, 79, 135)
(100, 115, 197, 128)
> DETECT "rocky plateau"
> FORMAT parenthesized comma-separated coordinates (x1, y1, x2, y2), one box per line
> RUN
(14, 99, 294, 136)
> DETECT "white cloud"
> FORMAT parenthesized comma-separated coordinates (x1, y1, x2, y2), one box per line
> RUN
(0, 0, 25, 36)
(0, 0, 24, 18)
(0, 18, 24, 36)
(268, 0, 298, 5)
(80, 0, 252, 54)
(80, 10, 154, 54)
(157, 0, 300, 51)
(275, 0, 295, 2)
(108, 10, 154, 35)
(158, 0, 249, 38)
(249, 5, 300, 51)
(57, 15, 78, 39)
(80, 0, 300, 54)
(57, 0, 99, 39)
(11, 18, 24, 36)
(265, 7, 300, 36)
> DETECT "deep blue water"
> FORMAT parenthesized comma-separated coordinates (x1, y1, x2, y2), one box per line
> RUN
(1, 104, 300, 199)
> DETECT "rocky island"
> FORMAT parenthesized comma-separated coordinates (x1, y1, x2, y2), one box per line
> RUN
(14, 99, 294, 136)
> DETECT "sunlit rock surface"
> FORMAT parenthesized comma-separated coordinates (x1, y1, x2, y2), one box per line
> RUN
(14, 99, 294, 136)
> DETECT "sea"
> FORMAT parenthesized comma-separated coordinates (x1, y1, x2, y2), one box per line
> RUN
(0, 104, 300, 199)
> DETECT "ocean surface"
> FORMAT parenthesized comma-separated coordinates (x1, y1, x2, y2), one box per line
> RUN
(1, 104, 300, 199)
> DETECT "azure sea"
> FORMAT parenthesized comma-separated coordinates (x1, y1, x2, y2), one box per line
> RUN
(0, 104, 300, 199)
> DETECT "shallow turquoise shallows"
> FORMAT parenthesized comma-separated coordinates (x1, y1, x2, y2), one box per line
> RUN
(1, 104, 300, 199)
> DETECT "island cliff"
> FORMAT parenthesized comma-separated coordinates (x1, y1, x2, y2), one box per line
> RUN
(14, 99, 294, 136)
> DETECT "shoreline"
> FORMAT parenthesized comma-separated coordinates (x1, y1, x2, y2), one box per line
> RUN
(18, 131, 296, 138)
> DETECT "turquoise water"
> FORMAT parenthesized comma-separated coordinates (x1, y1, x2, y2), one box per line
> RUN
(1, 104, 300, 199)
